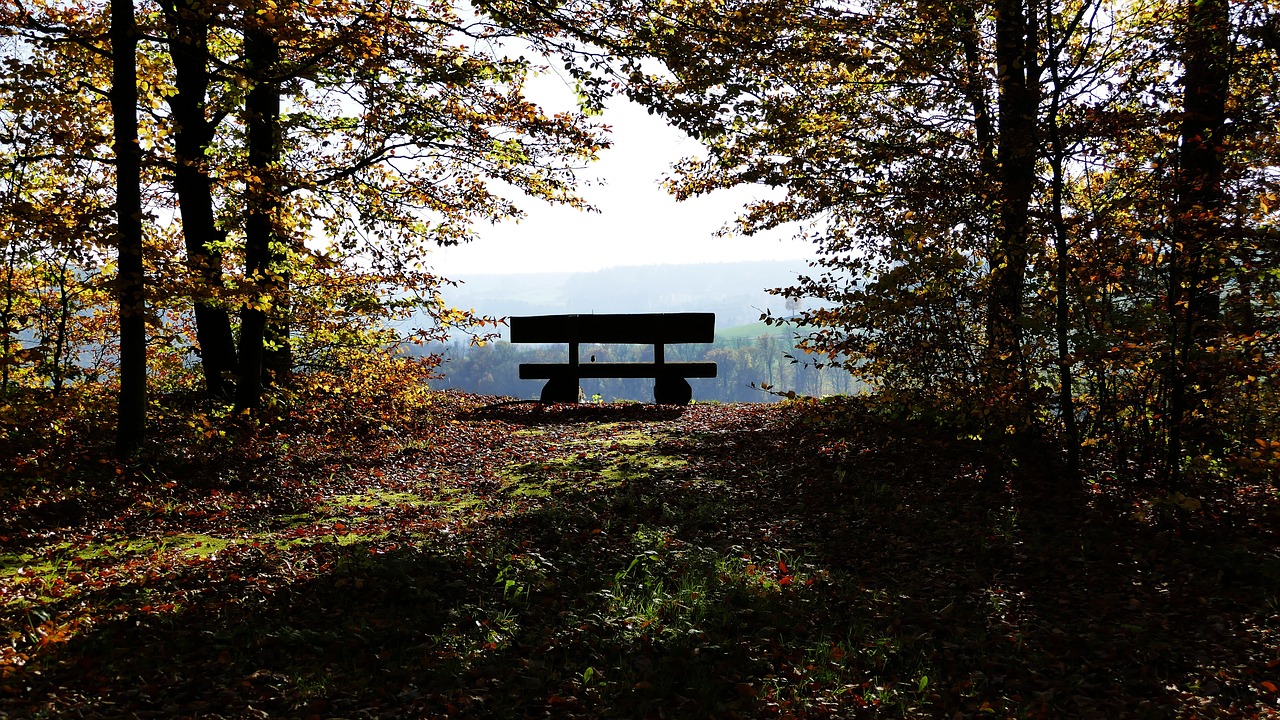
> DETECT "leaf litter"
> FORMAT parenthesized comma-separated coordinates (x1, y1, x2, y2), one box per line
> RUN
(1, 393, 1278, 718)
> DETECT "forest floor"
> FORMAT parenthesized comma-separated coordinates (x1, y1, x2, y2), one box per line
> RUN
(2, 392, 1279, 719)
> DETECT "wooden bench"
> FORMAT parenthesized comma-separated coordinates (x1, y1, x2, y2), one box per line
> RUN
(510, 313, 718, 405)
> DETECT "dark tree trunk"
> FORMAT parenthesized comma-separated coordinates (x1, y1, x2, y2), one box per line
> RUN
(959, 6, 995, 179)
(986, 0, 1041, 415)
(235, 5, 281, 411)
(1166, 0, 1228, 481)
(1046, 14, 1080, 478)
(51, 259, 71, 394)
(1, 243, 17, 395)
(162, 0, 238, 402)
(112, 0, 146, 455)
(1258, 11, 1279, 56)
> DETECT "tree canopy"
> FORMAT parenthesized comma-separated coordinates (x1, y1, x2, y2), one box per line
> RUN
(501, 0, 1280, 489)
(3, 2, 1280, 714)
(3, 0, 1280, 492)
(2, 0, 607, 445)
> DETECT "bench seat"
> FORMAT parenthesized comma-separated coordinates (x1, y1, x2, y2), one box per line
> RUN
(519, 361, 718, 380)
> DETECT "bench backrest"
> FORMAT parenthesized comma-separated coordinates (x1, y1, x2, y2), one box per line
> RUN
(509, 313, 715, 345)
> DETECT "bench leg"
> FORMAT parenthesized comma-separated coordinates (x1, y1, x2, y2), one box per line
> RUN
(654, 376, 692, 405)
(540, 377, 580, 404)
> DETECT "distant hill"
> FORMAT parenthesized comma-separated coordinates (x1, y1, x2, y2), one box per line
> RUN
(715, 319, 800, 341)
(435, 259, 812, 334)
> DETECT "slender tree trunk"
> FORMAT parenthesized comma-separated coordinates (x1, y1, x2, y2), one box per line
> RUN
(112, 0, 146, 455)
(986, 0, 1041, 421)
(1232, 248, 1258, 497)
(1167, 0, 1228, 482)
(2, 242, 17, 396)
(1046, 15, 1080, 478)
(255, 5, 291, 390)
(235, 5, 281, 411)
(1258, 11, 1279, 56)
(163, 0, 238, 402)
(959, 6, 996, 179)
(51, 259, 70, 395)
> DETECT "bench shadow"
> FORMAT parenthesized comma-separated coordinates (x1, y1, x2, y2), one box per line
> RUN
(460, 401, 686, 426)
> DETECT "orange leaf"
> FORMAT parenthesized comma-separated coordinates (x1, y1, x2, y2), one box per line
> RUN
(1261, 681, 1278, 693)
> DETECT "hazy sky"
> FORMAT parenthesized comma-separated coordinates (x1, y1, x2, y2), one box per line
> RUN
(430, 77, 816, 277)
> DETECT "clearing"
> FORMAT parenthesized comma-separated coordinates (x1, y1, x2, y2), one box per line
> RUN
(2, 395, 1278, 718)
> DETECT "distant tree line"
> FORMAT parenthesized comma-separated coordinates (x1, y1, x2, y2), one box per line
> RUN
(425, 334, 867, 403)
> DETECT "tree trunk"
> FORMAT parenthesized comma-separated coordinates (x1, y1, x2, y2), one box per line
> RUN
(51, 258, 71, 395)
(1046, 12, 1080, 478)
(235, 5, 281, 411)
(1166, 0, 1228, 481)
(112, 0, 146, 455)
(2, 242, 18, 396)
(985, 0, 1041, 422)
(162, 0, 238, 403)
(959, 5, 996, 179)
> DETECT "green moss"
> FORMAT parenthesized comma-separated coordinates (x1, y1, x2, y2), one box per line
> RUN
(322, 490, 431, 510)
(1, 533, 235, 609)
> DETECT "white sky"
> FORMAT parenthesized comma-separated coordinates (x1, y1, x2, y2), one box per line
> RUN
(429, 79, 816, 277)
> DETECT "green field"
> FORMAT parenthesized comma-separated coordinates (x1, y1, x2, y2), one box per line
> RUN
(714, 319, 795, 341)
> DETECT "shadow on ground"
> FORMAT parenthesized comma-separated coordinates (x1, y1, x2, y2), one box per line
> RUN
(3, 402, 1277, 719)
(458, 401, 686, 426)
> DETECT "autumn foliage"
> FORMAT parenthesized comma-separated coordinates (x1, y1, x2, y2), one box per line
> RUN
(2, 0, 1280, 714)
(511, 0, 1280, 497)
(1, 0, 603, 441)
